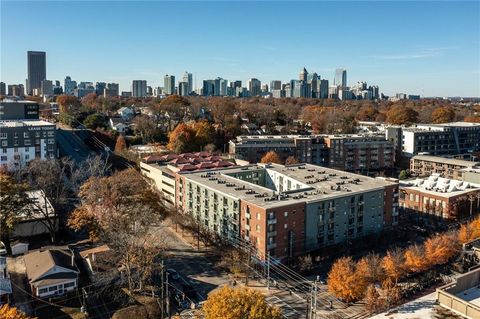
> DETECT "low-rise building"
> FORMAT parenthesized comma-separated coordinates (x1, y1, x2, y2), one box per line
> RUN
(401, 122, 480, 158)
(24, 248, 79, 298)
(400, 174, 480, 220)
(140, 152, 239, 205)
(0, 256, 12, 304)
(229, 134, 395, 174)
(437, 268, 480, 319)
(410, 155, 480, 180)
(176, 163, 398, 260)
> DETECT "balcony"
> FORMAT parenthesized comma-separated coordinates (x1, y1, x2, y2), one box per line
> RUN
(245, 212, 251, 219)
(267, 230, 277, 237)
(267, 242, 277, 249)
(267, 218, 277, 225)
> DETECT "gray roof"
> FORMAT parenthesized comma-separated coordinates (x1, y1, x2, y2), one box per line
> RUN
(24, 248, 78, 286)
(184, 163, 397, 208)
(411, 155, 480, 168)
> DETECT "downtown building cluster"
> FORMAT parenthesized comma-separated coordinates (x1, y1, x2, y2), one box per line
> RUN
(140, 156, 399, 261)
(1, 50, 396, 101)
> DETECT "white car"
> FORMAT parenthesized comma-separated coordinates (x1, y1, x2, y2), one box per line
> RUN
(0, 242, 7, 256)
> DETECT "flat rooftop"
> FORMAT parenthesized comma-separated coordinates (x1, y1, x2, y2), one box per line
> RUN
(184, 163, 396, 208)
(401, 173, 480, 198)
(0, 120, 55, 128)
(456, 286, 480, 308)
(412, 155, 480, 167)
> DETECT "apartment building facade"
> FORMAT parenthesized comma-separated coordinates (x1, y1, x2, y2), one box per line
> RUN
(410, 155, 480, 180)
(229, 134, 394, 173)
(400, 174, 480, 220)
(0, 101, 56, 171)
(174, 163, 398, 260)
(401, 122, 480, 158)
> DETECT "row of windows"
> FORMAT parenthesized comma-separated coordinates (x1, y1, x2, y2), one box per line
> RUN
(0, 131, 54, 139)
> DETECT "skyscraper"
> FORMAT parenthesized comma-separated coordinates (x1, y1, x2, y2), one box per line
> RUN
(248, 78, 261, 96)
(64, 76, 77, 95)
(41, 80, 53, 96)
(0, 82, 6, 96)
(132, 80, 147, 97)
(219, 78, 228, 96)
(164, 75, 175, 95)
(270, 80, 282, 91)
(27, 51, 46, 95)
(178, 82, 189, 96)
(299, 67, 308, 82)
(182, 72, 193, 95)
(334, 68, 347, 88)
(319, 80, 329, 99)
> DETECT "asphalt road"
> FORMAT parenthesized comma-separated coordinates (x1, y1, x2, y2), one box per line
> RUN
(56, 128, 95, 163)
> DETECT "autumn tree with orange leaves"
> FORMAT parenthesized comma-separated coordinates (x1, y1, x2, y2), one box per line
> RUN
(0, 304, 34, 319)
(424, 233, 459, 266)
(167, 121, 215, 153)
(203, 286, 282, 319)
(386, 105, 418, 125)
(403, 244, 428, 274)
(458, 218, 480, 243)
(431, 106, 455, 124)
(381, 249, 405, 284)
(327, 257, 367, 303)
(260, 151, 283, 164)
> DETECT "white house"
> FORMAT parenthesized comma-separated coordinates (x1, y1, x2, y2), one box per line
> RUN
(117, 106, 135, 121)
(24, 248, 79, 298)
(109, 117, 127, 134)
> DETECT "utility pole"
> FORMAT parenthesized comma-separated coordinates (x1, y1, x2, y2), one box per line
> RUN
(312, 276, 318, 319)
(160, 260, 164, 319)
(246, 249, 251, 286)
(197, 223, 200, 250)
(166, 267, 170, 319)
(266, 251, 270, 290)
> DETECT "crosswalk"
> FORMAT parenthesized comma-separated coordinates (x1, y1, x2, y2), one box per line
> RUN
(266, 295, 300, 318)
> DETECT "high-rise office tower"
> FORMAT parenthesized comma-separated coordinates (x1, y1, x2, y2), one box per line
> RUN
(334, 68, 347, 88)
(41, 80, 53, 96)
(0, 82, 6, 96)
(8, 84, 25, 96)
(64, 76, 77, 95)
(164, 75, 175, 95)
(178, 82, 189, 97)
(309, 73, 319, 98)
(27, 51, 46, 95)
(270, 80, 282, 91)
(319, 80, 329, 99)
(95, 82, 106, 96)
(104, 83, 119, 97)
(261, 84, 269, 93)
(182, 72, 193, 95)
(219, 78, 228, 96)
(132, 80, 147, 97)
(299, 67, 308, 82)
(248, 78, 261, 96)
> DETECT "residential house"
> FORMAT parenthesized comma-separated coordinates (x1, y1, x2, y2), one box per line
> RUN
(12, 190, 58, 238)
(117, 106, 135, 121)
(24, 248, 79, 298)
(109, 117, 128, 134)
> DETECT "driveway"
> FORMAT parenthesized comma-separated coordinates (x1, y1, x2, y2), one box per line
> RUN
(7, 256, 33, 315)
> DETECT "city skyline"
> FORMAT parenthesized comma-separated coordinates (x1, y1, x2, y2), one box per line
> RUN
(1, 1, 479, 97)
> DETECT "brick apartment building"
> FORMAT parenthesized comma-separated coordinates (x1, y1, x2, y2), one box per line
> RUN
(410, 155, 480, 180)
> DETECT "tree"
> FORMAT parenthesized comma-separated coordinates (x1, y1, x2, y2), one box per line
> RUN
(0, 304, 34, 319)
(327, 257, 366, 303)
(458, 218, 480, 243)
(114, 135, 127, 153)
(431, 106, 455, 124)
(84, 113, 108, 130)
(382, 279, 402, 311)
(386, 105, 418, 125)
(192, 120, 215, 149)
(260, 151, 282, 164)
(202, 286, 282, 319)
(403, 244, 428, 274)
(381, 249, 405, 284)
(355, 253, 384, 286)
(285, 156, 299, 165)
(167, 123, 195, 153)
(0, 174, 30, 254)
(56, 95, 80, 125)
(398, 170, 410, 180)
(298, 254, 313, 273)
(132, 115, 159, 143)
(16, 158, 73, 243)
(424, 233, 459, 266)
(68, 169, 167, 292)
(365, 285, 383, 314)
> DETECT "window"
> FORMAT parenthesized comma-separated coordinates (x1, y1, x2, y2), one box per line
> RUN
(25, 154, 29, 160)
(2, 149, 6, 153)
(2, 141, 7, 147)
(38, 288, 48, 294)
(284, 223, 288, 229)
(48, 286, 57, 292)
(256, 213, 261, 220)
(1, 156, 7, 161)
(256, 225, 260, 232)
(64, 282, 75, 288)
(0, 133, 6, 139)
(24, 132, 29, 138)
(284, 212, 288, 217)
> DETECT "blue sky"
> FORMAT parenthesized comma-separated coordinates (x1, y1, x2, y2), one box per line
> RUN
(1, 1, 479, 97)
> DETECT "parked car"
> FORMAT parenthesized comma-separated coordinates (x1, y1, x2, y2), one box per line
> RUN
(167, 268, 180, 280)
(0, 242, 6, 256)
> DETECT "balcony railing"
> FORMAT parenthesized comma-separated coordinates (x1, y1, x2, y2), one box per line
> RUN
(267, 218, 277, 225)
